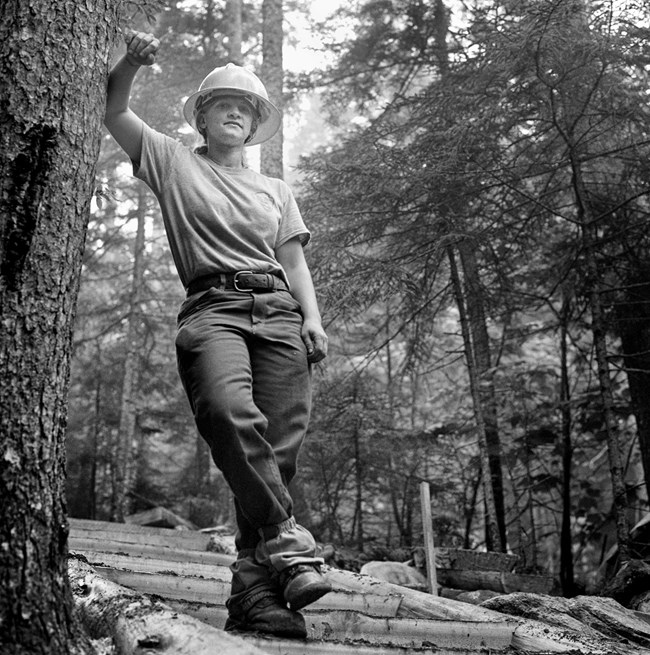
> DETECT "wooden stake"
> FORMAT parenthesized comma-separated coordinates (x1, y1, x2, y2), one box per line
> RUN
(420, 481, 438, 595)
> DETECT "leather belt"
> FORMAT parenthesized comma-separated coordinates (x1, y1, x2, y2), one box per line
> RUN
(187, 271, 288, 296)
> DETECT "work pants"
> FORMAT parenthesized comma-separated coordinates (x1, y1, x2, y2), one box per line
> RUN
(175, 287, 321, 610)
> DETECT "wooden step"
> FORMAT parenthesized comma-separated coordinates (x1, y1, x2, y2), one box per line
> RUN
(69, 518, 218, 554)
(168, 601, 513, 653)
(94, 565, 403, 617)
(77, 550, 401, 615)
(69, 519, 516, 653)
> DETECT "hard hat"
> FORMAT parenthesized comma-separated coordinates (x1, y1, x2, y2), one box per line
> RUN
(183, 63, 281, 146)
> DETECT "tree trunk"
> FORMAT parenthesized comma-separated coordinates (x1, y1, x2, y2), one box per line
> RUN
(559, 290, 576, 595)
(570, 154, 631, 563)
(616, 267, 650, 507)
(447, 245, 504, 552)
(0, 1, 117, 652)
(224, 0, 243, 64)
(353, 419, 365, 551)
(457, 239, 507, 551)
(261, 0, 283, 178)
(111, 189, 147, 522)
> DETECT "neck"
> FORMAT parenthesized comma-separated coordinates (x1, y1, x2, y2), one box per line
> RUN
(205, 141, 246, 169)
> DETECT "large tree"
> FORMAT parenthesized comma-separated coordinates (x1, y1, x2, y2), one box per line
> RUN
(0, 0, 121, 651)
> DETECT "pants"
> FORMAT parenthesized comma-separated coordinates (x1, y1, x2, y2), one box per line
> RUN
(175, 287, 321, 609)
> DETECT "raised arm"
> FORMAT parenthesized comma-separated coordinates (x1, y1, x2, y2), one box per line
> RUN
(104, 31, 160, 163)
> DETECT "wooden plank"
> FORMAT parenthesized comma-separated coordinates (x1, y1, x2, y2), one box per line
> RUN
(419, 481, 438, 596)
(69, 518, 211, 549)
(168, 601, 512, 652)
(78, 550, 233, 580)
(97, 567, 231, 605)
(96, 568, 402, 618)
(69, 518, 213, 552)
(70, 540, 235, 568)
(308, 612, 513, 651)
(240, 638, 478, 655)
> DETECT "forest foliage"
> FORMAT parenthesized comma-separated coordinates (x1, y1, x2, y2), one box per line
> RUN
(66, 0, 650, 596)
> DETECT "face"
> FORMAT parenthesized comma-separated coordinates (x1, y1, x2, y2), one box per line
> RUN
(197, 95, 256, 146)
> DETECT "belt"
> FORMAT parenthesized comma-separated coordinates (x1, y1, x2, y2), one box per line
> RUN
(187, 271, 288, 296)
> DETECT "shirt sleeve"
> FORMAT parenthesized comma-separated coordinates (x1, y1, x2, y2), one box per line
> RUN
(133, 123, 181, 195)
(276, 182, 311, 248)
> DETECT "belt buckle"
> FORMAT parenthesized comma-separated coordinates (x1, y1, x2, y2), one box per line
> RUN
(233, 270, 254, 292)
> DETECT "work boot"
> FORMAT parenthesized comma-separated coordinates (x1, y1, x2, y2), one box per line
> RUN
(279, 564, 332, 611)
(224, 594, 307, 638)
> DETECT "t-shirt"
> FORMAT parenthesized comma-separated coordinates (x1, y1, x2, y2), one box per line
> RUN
(134, 124, 310, 289)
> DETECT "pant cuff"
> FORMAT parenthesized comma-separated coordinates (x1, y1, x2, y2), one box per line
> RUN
(258, 516, 297, 541)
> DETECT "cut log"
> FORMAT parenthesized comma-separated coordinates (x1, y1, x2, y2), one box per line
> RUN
(96, 566, 404, 618)
(68, 557, 267, 655)
(324, 568, 515, 624)
(69, 518, 214, 552)
(69, 519, 650, 654)
(434, 548, 518, 572)
(437, 568, 556, 594)
(72, 547, 516, 651)
(483, 592, 650, 655)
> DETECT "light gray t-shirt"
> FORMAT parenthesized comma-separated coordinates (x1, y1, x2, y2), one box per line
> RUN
(135, 124, 310, 289)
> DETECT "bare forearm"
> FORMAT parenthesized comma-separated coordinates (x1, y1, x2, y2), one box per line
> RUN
(104, 31, 159, 161)
(282, 253, 328, 363)
(286, 262, 322, 323)
(105, 55, 140, 121)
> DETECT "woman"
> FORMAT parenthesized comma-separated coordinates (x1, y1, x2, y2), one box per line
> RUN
(104, 30, 331, 638)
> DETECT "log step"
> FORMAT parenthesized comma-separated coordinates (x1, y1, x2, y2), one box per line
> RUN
(94, 565, 403, 618)
(69, 518, 219, 555)
(69, 519, 517, 653)
(171, 601, 514, 653)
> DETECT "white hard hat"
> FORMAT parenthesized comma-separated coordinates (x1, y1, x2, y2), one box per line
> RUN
(183, 63, 281, 146)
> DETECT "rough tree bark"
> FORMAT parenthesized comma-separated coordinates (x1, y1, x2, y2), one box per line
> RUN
(0, 1, 118, 652)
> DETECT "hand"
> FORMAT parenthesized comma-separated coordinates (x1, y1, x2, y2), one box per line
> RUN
(302, 319, 328, 364)
(124, 29, 160, 67)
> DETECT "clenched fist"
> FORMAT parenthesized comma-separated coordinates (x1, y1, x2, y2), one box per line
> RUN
(124, 30, 160, 67)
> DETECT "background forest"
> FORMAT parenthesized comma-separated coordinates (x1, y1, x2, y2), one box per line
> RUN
(65, 0, 650, 598)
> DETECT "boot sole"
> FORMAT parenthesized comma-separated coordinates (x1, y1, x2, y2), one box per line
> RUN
(225, 616, 307, 639)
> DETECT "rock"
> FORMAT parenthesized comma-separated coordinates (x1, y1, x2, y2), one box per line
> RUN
(359, 560, 428, 590)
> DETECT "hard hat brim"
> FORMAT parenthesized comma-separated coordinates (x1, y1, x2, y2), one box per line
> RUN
(183, 88, 281, 147)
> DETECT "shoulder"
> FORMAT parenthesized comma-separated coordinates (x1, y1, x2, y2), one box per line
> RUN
(142, 123, 195, 158)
